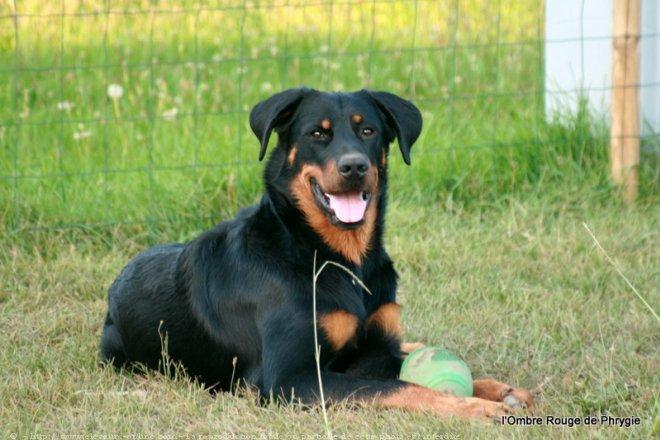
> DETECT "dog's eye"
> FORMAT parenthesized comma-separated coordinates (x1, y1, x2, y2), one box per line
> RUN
(361, 127, 375, 137)
(310, 129, 328, 139)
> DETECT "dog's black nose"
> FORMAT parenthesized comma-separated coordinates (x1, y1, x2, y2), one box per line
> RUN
(338, 154, 369, 180)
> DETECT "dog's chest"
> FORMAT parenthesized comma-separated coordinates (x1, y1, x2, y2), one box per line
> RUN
(317, 300, 402, 353)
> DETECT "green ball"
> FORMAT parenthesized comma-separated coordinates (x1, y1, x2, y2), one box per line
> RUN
(399, 346, 473, 397)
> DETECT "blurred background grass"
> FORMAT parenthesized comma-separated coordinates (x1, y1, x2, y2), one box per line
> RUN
(2, 0, 656, 242)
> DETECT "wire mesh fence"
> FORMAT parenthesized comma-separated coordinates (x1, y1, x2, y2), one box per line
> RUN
(0, 0, 657, 236)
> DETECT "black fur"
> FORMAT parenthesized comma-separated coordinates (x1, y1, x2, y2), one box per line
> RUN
(101, 88, 423, 404)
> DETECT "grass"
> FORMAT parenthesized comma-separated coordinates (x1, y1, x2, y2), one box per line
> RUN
(0, 0, 658, 438)
(1, 201, 658, 437)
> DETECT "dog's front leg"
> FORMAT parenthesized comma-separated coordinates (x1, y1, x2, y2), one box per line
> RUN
(264, 369, 514, 421)
(343, 302, 406, 380)
(260, 315, 515, 421)
(399, 342, 535, 410)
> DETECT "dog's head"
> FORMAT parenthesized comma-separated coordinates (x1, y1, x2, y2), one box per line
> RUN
(250, 88, 422, 263)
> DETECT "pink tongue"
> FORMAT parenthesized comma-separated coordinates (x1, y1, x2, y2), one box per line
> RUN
(326, 192, 368, 223)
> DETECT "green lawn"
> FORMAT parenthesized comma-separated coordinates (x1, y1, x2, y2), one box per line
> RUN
(1, 201, 658, 437)
(0, 0, 658, 438)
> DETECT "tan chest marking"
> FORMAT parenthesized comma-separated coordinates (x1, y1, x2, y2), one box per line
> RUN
(318, 310, 358, 351)
(290, 164, 378, 265)
(366, 302, 403, 341)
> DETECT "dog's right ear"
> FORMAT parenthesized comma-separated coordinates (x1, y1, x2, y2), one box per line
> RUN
(250, 87, 310, 161)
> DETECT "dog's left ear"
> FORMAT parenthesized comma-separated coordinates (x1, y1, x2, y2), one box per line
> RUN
(365, 91, 422, 165)
(250, 87, 311, 161)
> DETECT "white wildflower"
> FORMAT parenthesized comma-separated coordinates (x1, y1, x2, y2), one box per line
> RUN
(73, 130, 91, 140)
(162, 107, 178, 120)
(107, 84, 124, 100)
(260, 82, 273, 92)
(57, 101, 73, 111)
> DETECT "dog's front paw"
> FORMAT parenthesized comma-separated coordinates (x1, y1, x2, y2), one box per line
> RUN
(473, 378, 535, 411)
(502, 387, 534, 411)
(460, 397, 515, 422)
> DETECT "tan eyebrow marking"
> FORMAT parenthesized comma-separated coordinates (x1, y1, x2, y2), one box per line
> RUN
(352, 114, 363, 124)
(288, 145, 298, 165)
(321, 118, 331, 130)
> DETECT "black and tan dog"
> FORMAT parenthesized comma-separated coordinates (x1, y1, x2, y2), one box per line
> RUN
(100, 88, 533, 420)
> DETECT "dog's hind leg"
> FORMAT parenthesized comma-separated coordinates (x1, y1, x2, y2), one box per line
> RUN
(100, 313, 128, 367)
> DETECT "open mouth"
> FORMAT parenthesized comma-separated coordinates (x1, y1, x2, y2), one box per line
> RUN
(311, 179, 371, 227)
